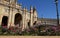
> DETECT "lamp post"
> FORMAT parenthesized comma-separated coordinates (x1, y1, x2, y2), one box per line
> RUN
(55, 0, 59, 26)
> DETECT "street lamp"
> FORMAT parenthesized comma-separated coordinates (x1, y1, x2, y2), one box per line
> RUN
(55, 0, 59, 26)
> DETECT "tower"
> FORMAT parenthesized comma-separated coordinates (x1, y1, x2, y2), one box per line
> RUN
(30, 6, 33, 27)
(33, 7, 38, 25)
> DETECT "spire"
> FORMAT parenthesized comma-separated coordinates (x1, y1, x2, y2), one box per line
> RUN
(55, 0, 58, 3)
(23, 7, 26, 13)
(30, 6, 33, 13)
(15, 0, 17, 4)
(55, 0, 58, 2)
(33, 6, 36, 13)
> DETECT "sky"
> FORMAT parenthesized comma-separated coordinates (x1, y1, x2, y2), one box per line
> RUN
(17, 0, 60, 19)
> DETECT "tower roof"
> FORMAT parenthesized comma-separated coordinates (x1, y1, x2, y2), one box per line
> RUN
(33, 6, 36, 13)
(30, 6, 33, 13)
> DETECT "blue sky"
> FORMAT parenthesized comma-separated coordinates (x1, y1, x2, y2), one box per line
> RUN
(17, 0, 60, 19)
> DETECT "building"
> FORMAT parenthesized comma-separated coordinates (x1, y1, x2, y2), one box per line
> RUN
(0, 0, 38, 30)
(37, 18, 60, 26)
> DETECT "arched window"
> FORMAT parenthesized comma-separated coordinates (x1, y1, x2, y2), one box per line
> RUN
(1, 16, 8, 26)
(14, 13, 22, 27)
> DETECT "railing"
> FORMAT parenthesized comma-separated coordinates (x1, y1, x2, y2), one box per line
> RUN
(37, 21, 57, 25)
(40, 22, 57, 25)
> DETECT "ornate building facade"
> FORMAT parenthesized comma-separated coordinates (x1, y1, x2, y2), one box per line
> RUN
(0, 0, 38, 30)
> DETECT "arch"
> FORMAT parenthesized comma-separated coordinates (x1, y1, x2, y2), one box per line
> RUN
(1, 16, 8, 26)
(33, 21, 37, 25)
(28, 20, 30, 27)
(14, 13, 22, 27)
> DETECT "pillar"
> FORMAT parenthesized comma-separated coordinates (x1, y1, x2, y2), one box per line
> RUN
(0, 15, 2, 26)
(30, 6, 33, 27)
(8, 8, 13, 28)
(0, 5, 3, 26)
(33, 7, 38, 23)
(11, 12, 15, 27)
(24, 8, 28, 29)
(22, 7, 26, 31)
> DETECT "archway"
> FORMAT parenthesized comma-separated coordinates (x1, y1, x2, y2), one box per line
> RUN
(1, 16, 8, 26)
(28, 20, 30, 27)
(33, 21, 37, 25)
(14, 13, 22, 27)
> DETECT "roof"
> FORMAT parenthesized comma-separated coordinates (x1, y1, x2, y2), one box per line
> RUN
(38, 18, 60, 22)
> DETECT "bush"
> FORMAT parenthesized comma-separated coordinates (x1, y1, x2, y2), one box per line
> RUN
(1, 25, 60, 36)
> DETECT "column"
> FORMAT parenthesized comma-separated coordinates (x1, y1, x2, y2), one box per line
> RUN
(30, 6, 33, 27)
(11, 13, 15, 27)
(22, 7, 27, 30)
(21, 8, 25, 31)
(0, 6, 3, 26)
(8, 8, 12, 28)
(0, 15, 2, 26)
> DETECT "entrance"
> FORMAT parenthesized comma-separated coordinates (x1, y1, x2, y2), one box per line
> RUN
(28, 20, 30, 27)
(33, 21, 37, 25)
(1, 16, 8, 26)
(14, 13, 22, 27)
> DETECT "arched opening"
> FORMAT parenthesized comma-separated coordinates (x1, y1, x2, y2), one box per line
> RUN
(14, 13, 22, 27)
(1, 16, 8, 26)
(33, 21, 37, 25)
(28, 20, 30, 27)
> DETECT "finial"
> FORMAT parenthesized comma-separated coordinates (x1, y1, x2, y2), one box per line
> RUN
(30, 6, 33, 10)
(23, 7, 26, 11)
(33, 6, 36, 12)
(30, 6, 33, 13)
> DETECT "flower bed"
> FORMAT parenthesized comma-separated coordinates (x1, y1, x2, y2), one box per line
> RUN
(0, 25, 60, 36)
